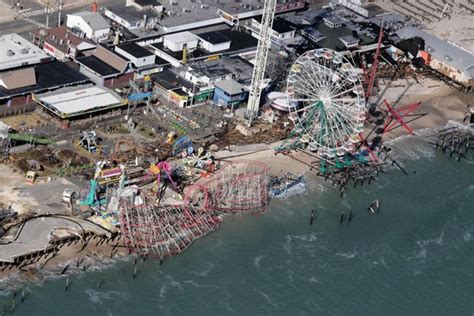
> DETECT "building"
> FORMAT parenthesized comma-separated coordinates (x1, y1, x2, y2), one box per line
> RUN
(301, 27, 327, 43)
(104, 0, 162, 31)
(76, 45, 132, 87)
(151, 69, 192, 107)
(155, 0, 304, 34)
(198, 31, 231, 53)
(184, 56, 254, 87)
(163, 32, 199, 52)
(305, 15, 375, 52)
(0, 68, 36, 90)
(251, 16, 296, 40)
(0, 33, 50, 71)
(213, 79, 247, 108)
(115, 42, 155, 68)
(323, 15, 343, 28)
(33, 84, 126, 119)
(339, 35, 360, 48)
(126, 0, 163, 12)
(66, 11, 110, 43)
(0, 62, 89, 113)
(30, 26, 96, 61)
(151, 28, 258, 67)
(333, 0, 385, 18)
(396, 26, 474, 89)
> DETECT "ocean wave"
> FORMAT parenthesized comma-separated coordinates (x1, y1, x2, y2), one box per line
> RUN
(159, 284, 167, 299)
(255, 289, 280, 308)
(85, 289, 128, 304)
(383, 121, 472, 162)
(414, 127, 438, 138)
(282, 233, 322, 257)
(408, 229, 445, 261)
(183, 280, 200, 287)
(253, 255, 264, 268)
(307, 276, 321, 284)
(463, 232, 472, 242)
(291, 233, 318, 242)
(164, 274, 183, 290)
(191, 262, 215, 277)
(335, 248, 358, 260)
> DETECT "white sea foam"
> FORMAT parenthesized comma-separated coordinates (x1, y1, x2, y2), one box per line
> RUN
(307, 276, 321, 284)
(408, 229, 445, 261)
(282, 235, 292, 256)
(85, 289, 127, 304)
(159, 284, 167, 299)
(256, 289, 279, 308)
(254, 255, 264, 268)
(192, 262, 215, 277)
(291, 233, 318, 242)
(335, 248, 358, 259)
(463, 232, 472, 242)
(164, 274, 183, 290)
(383, 121, 472, 162)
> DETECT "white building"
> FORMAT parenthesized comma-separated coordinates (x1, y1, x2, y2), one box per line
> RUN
(163, 32, 199, 52)
(115, 42, 155, 68)
(339, 35, 360, 48)
(198, 31, 231, 53)
(66, 11, 110, 43)
(126, 0, 163, 12)
(0, 33, 50, 71)
(104, 0, 162, 31)
(34, 84, 125, 119)
(323, 15, 343, 28)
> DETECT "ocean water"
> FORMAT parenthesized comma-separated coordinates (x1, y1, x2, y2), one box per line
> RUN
(1, 135, 473, 315)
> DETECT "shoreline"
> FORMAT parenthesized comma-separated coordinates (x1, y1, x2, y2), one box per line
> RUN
(0, 83, 472, 291)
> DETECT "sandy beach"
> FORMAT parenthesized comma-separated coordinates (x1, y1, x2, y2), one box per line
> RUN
(0, 77, 472, 288)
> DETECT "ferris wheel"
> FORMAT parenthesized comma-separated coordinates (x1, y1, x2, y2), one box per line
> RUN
(287, 48, 367, 158)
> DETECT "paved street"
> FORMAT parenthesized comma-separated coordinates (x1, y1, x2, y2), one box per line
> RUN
(0, 0, 124, 36)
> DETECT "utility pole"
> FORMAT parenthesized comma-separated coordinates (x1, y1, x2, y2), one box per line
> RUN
(45, 7, 49, 28)
(58, 0, 64, 27)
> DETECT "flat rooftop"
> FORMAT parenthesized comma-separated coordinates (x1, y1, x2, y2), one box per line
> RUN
(0, 33, 50, 71)
(35, 85, 125, 118)
(215, 79, 245, 95)
(198, 31, 231, 44)
(0, 62, 89, 100)
(188, 56, 254, 85)
(77, 55, 122, 77)
(254, 16, 294, 34)
(152, 28, 257, 61)
(164, 31, 199, 45)
(116, 42, 154, 58)
(311, 19, 375, 51)
(107, 5, 159, 23)
(157, 0, 265, 31)
(151, 69, 193, 91)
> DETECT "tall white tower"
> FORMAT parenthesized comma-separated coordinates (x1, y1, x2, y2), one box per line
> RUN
(245, 0, 277, 126)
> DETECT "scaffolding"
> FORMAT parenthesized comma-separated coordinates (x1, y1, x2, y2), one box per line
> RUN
(184, 160, 270, 214)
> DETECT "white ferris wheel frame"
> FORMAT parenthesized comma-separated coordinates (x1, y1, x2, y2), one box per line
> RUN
(286, 48, 367, 156)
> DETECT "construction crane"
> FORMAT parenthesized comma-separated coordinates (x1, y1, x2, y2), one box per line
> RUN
(246, 0, 277, 126)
